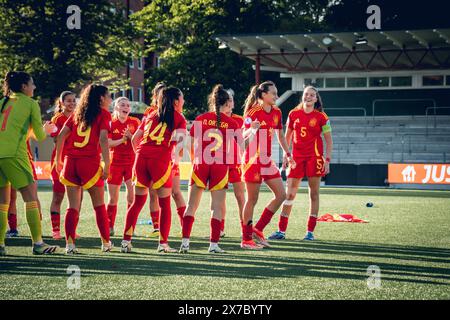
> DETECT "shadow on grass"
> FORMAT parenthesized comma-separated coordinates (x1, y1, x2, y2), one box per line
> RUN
(1, 236, 450, 287)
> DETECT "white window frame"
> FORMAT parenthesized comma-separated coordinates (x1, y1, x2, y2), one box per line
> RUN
(138, 57, 143, 70)
(129, 88, 135, 101)
(282, 70, 450, 91)
(138, 88, 143, 102)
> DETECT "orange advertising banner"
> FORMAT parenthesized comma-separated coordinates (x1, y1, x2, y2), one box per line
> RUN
(388, 163, 450, 184)
(33, 161, 52, 180)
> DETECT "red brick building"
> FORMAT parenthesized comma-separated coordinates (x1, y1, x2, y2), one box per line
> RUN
(112, 0, 147, 105)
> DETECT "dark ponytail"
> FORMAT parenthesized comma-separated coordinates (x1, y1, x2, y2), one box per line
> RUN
(75, 84, 109, 130)
(243, 81, 275, 116)
(208, 84, 230, 129)
(2, 71, 32, 113)
(158, 86, 181, 131)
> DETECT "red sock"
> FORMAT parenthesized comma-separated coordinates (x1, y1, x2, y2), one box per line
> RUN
(255, 207, 274, 232)
(182, 215, 195, 239)
(107, 205, 117, 229)
(176, 206, 186, 228)
(210, 218, 221, 243)
(279, 215, 289, 233)
(159, 196, 171, 244)
(123, 194, 147, 241)
(307, 216, 317, 232)
(243, 222, 253, 241)
(8, 213, 17, 230)
(220, 219, 225, 232)
(65, 208, 79, 244)
(150, 210, 160, 230)
(94, 205, 110, 243)
(50, 211, 60, 232)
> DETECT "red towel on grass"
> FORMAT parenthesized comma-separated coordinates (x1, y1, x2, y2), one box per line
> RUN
(318, 214, 368, 223)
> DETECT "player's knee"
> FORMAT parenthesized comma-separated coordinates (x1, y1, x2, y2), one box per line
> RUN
(276, 190, 287, 203)
(286, 192, 296, 201)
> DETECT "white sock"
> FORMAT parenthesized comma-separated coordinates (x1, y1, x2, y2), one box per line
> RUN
(182, 238, 190, 246)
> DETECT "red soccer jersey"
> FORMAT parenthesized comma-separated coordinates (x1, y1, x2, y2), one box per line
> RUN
(64, 108, 112, 158)
(190, 112, 239, 165)
(143, 105, 158, 119)
(50, 112, 69, 162)
(109, 116, 141, 166)
(243, 105, 283, 163)
(287, 107, 329, 158)
(231, 113, 244, 166)
(137, 110, 186, 159)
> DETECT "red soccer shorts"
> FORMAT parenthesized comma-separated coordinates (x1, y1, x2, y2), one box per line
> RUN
(190, 163, 229, 190)
(107, 164, 133, 185)
(172, 163, 180, 178)
(60, 157, 104, 190)
(288, 156, 325, 179)
(51, 164, 65, 193)
(243, 160, 281, 184)
(134, 154, 172, 190)
(228, 165, 242, 184)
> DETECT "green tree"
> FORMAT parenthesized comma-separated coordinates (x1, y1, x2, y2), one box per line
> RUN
(0, 0, 139, 105)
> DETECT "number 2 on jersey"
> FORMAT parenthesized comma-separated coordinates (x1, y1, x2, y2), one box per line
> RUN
(143, 121, 167, 145)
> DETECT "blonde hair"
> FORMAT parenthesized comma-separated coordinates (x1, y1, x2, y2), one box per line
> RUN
(112, 96, 130, 118)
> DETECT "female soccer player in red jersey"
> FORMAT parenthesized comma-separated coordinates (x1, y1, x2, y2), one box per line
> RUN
(269, 86, 333, 241)
(107, 97, 140, 236)
(146, 82, 166, 237)
(146, 82, 187, 237)
(49, 91, 76, 239)
(179, 84, 241, 254)
(120, 86, 186, 253)
(56, 84, 113, 254)
(241, 81, 295, 250)
(220, 88, 246, 237)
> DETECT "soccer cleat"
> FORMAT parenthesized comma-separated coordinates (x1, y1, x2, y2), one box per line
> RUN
(101, 241, 114, 252)
(220, 230, 226, 238)
(0, 245, 6, 256)
(252, 227, 271, 247)
(268, 231, 286, 240)
(157, 243, 177, 253)
(33, 243, 59, 255)
(65, 244, 79, 255)
(179, 243, 190, 254)
(148, 229, 160, 238)
(52, 230, 62, 240)
(208, 243, 225, 254)
(303, 231, 315, 241)
(109, 228, 115, 237)
(120, 240, 132, 253)
(240, 240, 263, 250)
(6, 229, 19, 238)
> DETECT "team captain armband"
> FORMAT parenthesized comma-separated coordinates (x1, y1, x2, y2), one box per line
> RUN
(322, 120, 332, 133)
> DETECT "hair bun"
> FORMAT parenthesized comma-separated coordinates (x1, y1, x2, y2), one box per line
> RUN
(5, 71, 16, 80)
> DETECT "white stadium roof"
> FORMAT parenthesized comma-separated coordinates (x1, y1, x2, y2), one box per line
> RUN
(215, 29, 450, 73)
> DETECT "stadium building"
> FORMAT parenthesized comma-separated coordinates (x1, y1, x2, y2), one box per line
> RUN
(215, 29, 450, 189)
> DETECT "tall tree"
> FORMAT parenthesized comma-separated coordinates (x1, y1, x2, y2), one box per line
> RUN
(0, 0, 139, 104)
(135, 0, 329, 118)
